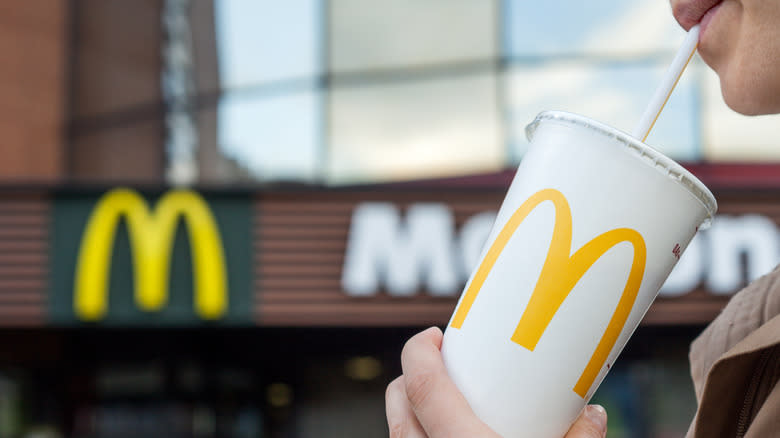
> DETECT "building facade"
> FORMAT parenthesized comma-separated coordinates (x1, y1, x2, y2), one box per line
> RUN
(2, 1, 780, 437)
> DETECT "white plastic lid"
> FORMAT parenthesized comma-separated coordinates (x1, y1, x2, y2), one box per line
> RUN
(525, 110, 717, 225)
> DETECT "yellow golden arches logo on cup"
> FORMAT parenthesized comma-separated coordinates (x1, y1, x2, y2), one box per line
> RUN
(450, 188, 646, 398)
(74, 188, 228, 321)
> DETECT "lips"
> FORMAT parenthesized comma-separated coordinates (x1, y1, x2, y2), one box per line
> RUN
(673, 0, 724, 30)
(699, 2, 723, 36)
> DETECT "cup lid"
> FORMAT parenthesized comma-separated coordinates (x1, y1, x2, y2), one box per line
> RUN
(525, 110, 717, 224)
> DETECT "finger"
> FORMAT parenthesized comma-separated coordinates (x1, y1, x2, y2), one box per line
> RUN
(565, 405, 607, 438)
(386, 376, 427, 438)
(401, 327, 495, 438)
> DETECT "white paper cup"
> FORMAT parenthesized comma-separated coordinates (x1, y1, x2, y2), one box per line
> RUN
(441, 111, 717, 438)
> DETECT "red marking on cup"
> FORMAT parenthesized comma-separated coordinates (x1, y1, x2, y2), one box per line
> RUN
(672, 243, 681, 260)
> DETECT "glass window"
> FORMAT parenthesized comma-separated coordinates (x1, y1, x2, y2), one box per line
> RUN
(329, 0, 497, 73)
(699, 64, 780, 161)
(505, 62, 699, 161)
(504, 0, 685, 57)
(215, 0, 322, 90)
(328, 74, 503, 184)
(217, 90, 322, 182)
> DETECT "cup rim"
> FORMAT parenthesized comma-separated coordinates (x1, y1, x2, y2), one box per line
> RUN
(525, 110, 718, 222)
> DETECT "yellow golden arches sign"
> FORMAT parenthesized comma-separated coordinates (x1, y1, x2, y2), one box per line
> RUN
(74, 188, 228, 321)
(450, 188, 647, 398)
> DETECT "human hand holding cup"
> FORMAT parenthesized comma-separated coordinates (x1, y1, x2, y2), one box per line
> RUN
(386, 327, 609, 438)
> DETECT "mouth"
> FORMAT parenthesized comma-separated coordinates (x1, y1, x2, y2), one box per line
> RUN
(699, 2, 723, 37)
(673, 0, 724, 30)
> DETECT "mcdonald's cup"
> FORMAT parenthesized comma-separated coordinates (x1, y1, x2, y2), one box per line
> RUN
(441, 111, 717, 438)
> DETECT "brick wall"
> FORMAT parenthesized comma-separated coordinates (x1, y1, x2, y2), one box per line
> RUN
(0, 1, 67, 182)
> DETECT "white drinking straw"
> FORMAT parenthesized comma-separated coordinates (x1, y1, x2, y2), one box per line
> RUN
(632, 24, 700, 142)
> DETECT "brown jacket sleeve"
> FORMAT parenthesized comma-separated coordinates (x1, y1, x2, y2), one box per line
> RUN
(686, 264, 780, 438)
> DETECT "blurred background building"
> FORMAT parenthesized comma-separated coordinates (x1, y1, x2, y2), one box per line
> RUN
(1, 1, 780, 437)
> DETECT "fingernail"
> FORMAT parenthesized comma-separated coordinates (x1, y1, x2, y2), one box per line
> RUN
(585, 404, 607, 436)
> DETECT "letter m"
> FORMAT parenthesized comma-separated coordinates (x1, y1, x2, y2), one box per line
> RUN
(74, 188, 227, 321)
(341, 203, 458, 296)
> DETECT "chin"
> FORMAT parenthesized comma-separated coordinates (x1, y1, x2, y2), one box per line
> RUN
(722, 88, 768, 116)
(720, 69, 780, 116)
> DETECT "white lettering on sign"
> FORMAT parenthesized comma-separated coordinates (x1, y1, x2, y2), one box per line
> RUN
(705, 215, 780, 294)
(341, 203, 460, 296)
(341, 203, 780, 298)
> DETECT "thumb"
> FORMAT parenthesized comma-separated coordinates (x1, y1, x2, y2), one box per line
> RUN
(565, 405, 607, 438)
(400, 327, 497, 437)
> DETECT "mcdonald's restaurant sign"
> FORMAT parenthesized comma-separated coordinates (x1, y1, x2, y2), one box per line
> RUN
(50, 189, 252, 325)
